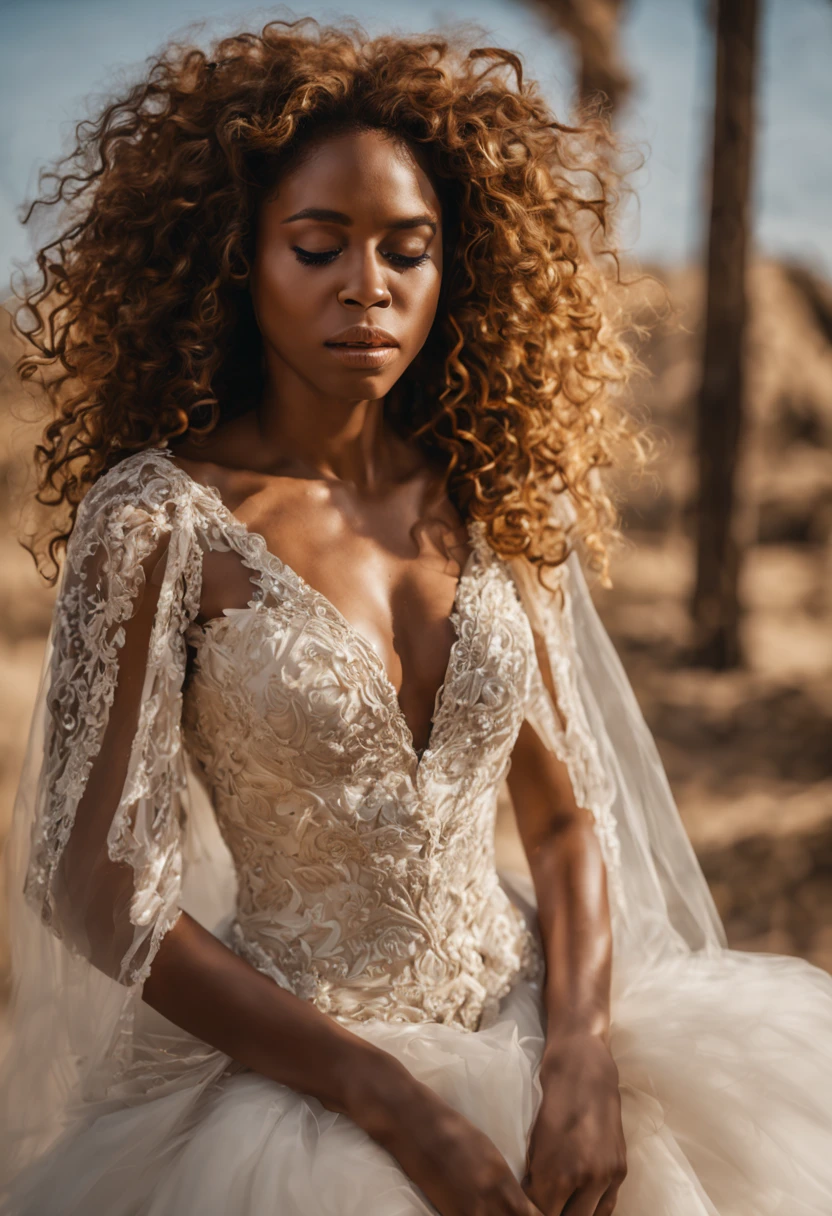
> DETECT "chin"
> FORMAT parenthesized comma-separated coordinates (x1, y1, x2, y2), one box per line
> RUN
(325, 371, 402, 400)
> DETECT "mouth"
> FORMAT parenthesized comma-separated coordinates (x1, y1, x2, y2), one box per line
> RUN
(323, 327, 400, 369)
(324, 326, 399, 348)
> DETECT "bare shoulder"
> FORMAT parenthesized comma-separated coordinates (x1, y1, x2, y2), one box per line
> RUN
(164, 448, 223, 493)
(166, 434, 263, 514)
(168, 412, 308, 510)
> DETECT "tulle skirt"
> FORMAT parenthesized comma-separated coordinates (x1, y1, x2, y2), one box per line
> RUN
(5, 868, 832, 1216)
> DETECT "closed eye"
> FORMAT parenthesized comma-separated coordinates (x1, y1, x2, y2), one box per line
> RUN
(291, 246, 430, 270)
(386, 251, 431, 269)
(291, 246, 340, 266)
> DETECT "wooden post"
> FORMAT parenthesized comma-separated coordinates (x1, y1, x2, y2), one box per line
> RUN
(691, 0, 759, 669)
(530, 0, 632, 116)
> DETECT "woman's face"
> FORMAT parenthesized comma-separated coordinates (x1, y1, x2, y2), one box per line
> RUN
(251, 127, 443, 403)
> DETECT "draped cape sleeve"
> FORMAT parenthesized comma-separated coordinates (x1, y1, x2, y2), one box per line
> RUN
(23, 450, 204, 982)
(505, 492, 726, 982)
(0, 449, 215, 1183)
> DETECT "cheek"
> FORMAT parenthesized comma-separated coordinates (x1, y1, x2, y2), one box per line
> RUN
(252, 251, 320, 331)
(400, 269, 442, 341)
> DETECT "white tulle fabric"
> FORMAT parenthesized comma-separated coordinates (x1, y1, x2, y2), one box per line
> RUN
(2, 444, 832, 1215)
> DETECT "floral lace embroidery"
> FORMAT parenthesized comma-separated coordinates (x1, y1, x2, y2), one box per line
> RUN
(180, 505, 544, 1032)
(23, 445, 622, 1038)
(24, 450, 202, 986)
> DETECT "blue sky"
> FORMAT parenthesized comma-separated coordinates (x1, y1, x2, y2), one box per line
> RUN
(1, 0, 830, 296)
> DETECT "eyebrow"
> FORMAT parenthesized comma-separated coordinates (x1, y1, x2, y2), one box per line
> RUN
(281, 207, 437, 233)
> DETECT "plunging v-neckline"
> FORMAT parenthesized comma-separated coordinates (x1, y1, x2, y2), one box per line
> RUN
(160, 447, 481, 773)
(262, 536, 479, 770)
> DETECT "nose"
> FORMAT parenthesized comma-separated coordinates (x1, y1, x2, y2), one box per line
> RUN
(337, 247, 392, 310)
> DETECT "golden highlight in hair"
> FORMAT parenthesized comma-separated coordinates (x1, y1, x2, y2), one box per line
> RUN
(13, 17, 648, 587)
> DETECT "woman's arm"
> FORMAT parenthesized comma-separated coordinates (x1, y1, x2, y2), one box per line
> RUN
(141, 909, 411, 1124)
(52, 535, 412, 1127)
(506, 718, 626, 1216)
(142, 917, 546, 1216)
(46, 529, 399, 1119)
(507, 717, 612, 1043)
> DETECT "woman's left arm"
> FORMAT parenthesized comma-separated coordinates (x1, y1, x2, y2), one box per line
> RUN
(506, 717, 627, 1216)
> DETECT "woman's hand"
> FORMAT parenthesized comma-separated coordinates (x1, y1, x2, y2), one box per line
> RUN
(353, 1062, 544, 1216)
(506, 720, 625, 1214)
(522, 1030, 627, 1216)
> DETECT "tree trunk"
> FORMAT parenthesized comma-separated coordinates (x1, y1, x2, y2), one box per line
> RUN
(691, 0, 759, 669)
(530, 0, 632, 116)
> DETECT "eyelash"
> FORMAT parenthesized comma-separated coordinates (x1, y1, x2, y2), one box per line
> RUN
(291, 246, 431, 270)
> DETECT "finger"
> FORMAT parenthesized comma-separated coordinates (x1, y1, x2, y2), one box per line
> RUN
(506, 1174, 546, 1216)
(561, 1182, 611, 1216)
(522, 1173, 573, 1216)
(594, 1180, 624, 1216)
(546, 1192, 575, 1216)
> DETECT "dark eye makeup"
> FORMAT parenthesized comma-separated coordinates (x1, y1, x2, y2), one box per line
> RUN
(291, 246, 431, 269)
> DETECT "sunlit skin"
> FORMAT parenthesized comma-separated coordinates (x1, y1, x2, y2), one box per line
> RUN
(170, 128, 469, 755)
(252, 131, 443, 407)
(101, 126, 627, 1216)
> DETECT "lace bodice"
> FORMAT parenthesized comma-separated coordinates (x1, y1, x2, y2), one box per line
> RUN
(181, 498, 546, 1033)
(25, 446, 622, 1038)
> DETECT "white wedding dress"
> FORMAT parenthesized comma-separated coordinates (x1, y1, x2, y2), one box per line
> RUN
(2, 446, 832, 1215)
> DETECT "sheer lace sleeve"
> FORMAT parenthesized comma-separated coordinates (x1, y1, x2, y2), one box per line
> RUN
(23, 450, 203, 986)
(521, 562, 622, 874)
(507, 523, 625, 916)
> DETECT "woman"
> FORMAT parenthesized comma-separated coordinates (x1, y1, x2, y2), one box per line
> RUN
(2, 18, 832, 1216)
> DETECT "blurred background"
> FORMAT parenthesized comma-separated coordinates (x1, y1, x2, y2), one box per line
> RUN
(1, 0, 831, 1014)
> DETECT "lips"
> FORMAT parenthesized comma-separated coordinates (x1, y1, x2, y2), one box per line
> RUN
(323, 325, 400, 370)
(324, 325, 399, 349)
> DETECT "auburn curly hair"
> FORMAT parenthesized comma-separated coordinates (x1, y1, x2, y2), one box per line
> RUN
(13, 16, 647, 587)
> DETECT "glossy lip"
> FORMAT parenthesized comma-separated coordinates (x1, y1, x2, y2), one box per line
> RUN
(323, 324, 400, 370)
(324, 324, 400, 348)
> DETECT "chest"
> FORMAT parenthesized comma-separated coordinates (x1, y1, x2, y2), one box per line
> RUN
(183, 545, 538, 793)
(194, 498, 475, 754)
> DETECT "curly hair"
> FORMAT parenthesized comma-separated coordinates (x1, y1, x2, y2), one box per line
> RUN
(13, 16, 647, 587)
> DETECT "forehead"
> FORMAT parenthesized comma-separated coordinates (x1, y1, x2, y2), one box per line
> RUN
(267, 128, 441, 224)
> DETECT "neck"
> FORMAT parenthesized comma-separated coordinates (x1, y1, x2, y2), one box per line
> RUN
(255, 351, 401, 493)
